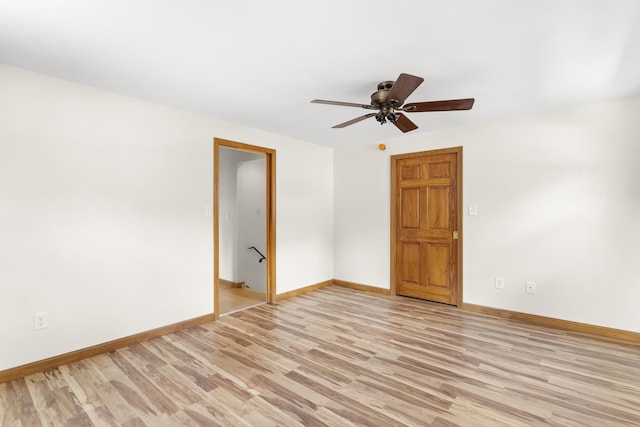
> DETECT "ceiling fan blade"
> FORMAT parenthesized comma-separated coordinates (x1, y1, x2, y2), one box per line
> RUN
(384, 73, 425, 106)
(404, 98, 475, 112)
(311, 99, 377, 110)
(332, 113, 377, 128)
(392, 113, 418, 133)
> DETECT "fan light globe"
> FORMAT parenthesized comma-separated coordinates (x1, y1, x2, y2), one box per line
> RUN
(378, 144, 386, 151)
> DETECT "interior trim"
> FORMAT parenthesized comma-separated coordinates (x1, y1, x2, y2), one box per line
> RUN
(333, 279, 392, 295)
(0, 313, 215, 384)
(276, 280, 333, 301)
(219, 278, 245, 288)
(463, 303, 640, 343)
(276, 279, 392, 301)
(333, 280, 639, 343)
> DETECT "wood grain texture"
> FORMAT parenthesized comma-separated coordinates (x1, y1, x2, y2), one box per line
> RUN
(0, 314, 215, 385)
(219, 283, 265, 315)
(391, 147, 463, 307)
(2, 286, 639, 426)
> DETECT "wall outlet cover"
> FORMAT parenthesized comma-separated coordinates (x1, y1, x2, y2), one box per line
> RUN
(525, 281, 537, 294)
(34, 311, 48, 330)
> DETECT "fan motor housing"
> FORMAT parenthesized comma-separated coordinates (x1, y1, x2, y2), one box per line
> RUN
(377, 81, 395, 91)
(371, 80, 395, 107)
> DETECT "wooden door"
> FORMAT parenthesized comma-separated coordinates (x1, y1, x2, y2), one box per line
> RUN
(392, 148, 461, 305)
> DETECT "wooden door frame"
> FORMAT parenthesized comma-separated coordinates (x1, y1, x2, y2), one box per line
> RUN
(390, 146, 463, 307)
(214, 138, 276, 319)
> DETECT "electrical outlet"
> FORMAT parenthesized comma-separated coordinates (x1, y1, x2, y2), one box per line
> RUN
(525, 281, 537, 294)
(495, 277, 505, 289)
(34, 311, 48, 330)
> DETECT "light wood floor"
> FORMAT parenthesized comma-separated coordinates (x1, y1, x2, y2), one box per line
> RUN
(2, 285, 639, 426)
(219, 284, 266, 315)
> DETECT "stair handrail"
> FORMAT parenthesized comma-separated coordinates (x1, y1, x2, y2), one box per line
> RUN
(248, 246, 266, 263)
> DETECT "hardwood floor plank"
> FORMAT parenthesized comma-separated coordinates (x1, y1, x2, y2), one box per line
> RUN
(2, 285, 639, 426)
(81, 358, 141, 425)
(0, 383, 8, 424)
(284, 369, 405, 426)
(108, 350, 180, 416)
(90, 405, 120, 426)
(53, 386, 94, 426)
(5, 378, 41, 426)
(219, 282, 266, 315)
(183, 404, 224, 427)
(25, 379, 68, 426)
(250, 374, 330, 427)
(121, 417, 147, 427)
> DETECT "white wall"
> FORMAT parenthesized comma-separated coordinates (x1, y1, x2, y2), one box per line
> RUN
(334, 96, 640, 333)
(275, 140, 335, 291)
(237, 158, 267, 292)
(218, 148, 240, 282)
(218, 149, 263, 282)
(0, 65, 334, 371)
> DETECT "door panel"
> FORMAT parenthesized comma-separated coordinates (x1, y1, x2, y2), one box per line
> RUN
(428, 161, 451, 178)
(393, 149, 460, 305)
(401, 188, 420, 228)
(399, 242, 421, 285)
(427, 187, 450, 230)
(426, 243, 450, 288)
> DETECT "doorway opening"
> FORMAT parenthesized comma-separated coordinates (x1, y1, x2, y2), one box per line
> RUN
(214, 138, 276, 318)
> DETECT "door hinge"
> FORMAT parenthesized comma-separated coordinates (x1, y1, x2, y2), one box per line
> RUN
(453, 231, 459, 240)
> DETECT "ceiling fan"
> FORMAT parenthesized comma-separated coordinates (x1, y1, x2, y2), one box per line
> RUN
(311, 73, 474, 133)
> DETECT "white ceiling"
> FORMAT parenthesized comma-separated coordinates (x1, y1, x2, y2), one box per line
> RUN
(2, 0, 640, 147)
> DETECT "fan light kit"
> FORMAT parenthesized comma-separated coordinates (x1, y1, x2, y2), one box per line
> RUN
(311, 73, 474, 133)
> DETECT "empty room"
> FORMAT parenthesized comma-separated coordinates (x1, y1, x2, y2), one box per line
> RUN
(1, 1, 639, 425)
